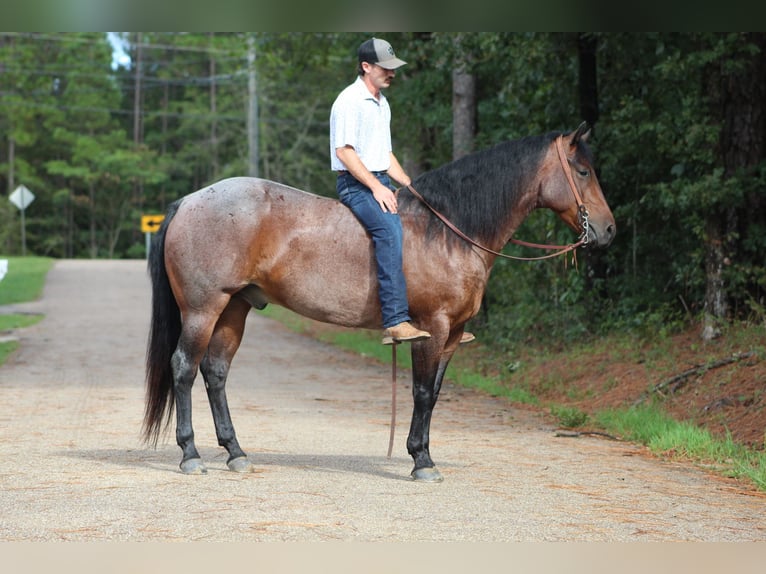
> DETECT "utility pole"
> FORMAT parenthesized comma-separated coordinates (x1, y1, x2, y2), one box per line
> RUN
(133, 32, 143, 214)
(209, 32, 219, 179)
(247, 34, 259, 178)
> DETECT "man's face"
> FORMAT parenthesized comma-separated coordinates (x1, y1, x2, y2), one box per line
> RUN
(363, 62, 396, 92)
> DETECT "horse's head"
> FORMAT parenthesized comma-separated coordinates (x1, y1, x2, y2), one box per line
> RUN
(541, 122, 616, 249)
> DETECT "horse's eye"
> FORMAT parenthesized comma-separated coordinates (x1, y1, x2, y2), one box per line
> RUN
(577, 169, 589, 178)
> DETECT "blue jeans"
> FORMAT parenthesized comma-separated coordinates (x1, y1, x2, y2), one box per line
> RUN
(337, 172, 411, 329)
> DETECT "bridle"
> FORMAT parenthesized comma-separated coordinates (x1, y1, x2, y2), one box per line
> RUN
(406, 134, 591, 262)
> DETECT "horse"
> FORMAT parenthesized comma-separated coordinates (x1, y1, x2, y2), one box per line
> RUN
(143, 122, 616, 481)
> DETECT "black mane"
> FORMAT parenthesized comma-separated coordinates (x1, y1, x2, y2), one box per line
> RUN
(401, 132, 557, 246)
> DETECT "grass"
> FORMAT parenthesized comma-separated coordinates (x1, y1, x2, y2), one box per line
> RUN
(0, 256, 53, 305)
(0, 256, 52, 365)
(596, 405, 766, 490)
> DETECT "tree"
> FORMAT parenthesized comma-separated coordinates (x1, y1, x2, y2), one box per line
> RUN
(451, 34, 476, 160)
(700, 33, 766, 339)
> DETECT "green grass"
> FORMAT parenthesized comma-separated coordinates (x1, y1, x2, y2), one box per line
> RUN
(551, 405, 589, 428)
(596, 405, 766, 490)
(0, 314, 43, 331)
(0, 256, 53, 305)
(0, 256, 52, 365)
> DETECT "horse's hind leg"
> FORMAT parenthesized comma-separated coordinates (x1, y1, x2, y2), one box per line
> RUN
(200, 297, 254, 473)
(172, 311, 221, 475)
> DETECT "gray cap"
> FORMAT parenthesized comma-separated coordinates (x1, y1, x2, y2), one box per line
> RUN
(357, 37, 407, 70)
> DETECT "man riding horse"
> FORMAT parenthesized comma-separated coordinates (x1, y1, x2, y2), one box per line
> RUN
(330, 37, 475, 346)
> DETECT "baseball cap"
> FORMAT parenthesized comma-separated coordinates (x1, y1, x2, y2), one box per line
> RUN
(357, 37, 407, 70)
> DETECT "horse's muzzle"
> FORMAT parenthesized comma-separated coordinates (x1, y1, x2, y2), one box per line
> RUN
(589, 222, 616, 249)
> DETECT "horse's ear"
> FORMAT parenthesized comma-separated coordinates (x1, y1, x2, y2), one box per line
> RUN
(569, 121, 591, 147)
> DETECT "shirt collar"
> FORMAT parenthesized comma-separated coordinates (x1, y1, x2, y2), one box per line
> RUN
(354, 75, 384, 103)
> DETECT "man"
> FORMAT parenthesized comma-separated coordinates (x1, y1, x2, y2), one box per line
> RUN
(330, 37, 475, 346)
(329, 37, 430, 345)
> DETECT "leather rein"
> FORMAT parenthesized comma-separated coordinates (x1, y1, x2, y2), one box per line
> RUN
(406, 135, 590, 262)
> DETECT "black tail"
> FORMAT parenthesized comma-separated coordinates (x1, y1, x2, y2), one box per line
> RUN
(142, 200, 183, 446)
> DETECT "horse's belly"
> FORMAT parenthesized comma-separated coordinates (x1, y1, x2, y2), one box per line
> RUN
(258, 238, 383, 329)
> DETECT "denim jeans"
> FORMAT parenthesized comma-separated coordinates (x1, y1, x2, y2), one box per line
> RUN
(337, 172, 411, 328)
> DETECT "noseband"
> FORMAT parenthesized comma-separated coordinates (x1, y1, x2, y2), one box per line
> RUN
(407, 135, 590, 261)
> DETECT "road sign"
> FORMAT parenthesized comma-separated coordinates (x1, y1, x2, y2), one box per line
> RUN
(141, 214, 165, 233)
(9, 185, 35, 211)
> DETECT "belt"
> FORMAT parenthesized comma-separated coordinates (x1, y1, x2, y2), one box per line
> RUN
(337, 170, 388, 177)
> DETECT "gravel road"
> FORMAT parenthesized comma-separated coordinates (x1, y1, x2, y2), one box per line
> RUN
(0, 259, 764, 542)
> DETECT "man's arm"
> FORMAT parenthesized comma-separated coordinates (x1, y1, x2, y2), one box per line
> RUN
(336, 145, 399, 214)
(386, 152, 411, 189)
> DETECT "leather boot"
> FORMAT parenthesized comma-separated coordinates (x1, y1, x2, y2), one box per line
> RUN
(382, 321, 431, 345)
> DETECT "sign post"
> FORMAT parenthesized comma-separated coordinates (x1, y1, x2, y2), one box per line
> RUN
(141, 214, 165, 258)
(9, 185, 35, 256)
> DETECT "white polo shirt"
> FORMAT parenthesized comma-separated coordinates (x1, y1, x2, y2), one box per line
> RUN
(329, 76, 392, 173)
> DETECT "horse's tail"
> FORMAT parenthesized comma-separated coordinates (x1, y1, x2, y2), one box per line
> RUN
(142, 199, 183, 446)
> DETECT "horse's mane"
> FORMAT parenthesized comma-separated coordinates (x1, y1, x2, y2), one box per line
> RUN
(400, 132, 557, 247)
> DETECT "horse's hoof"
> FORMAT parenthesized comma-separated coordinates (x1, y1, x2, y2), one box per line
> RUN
(180, 458, 207, 475)
(227, 456, 255, 473)
(411, 467, 444, 483)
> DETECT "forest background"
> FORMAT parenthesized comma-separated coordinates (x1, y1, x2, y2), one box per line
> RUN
(1, 32, 764, 350)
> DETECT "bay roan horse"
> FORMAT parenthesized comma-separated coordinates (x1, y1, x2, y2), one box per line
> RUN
(143, 122, 616, 481)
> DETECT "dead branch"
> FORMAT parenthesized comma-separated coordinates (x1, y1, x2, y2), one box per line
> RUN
(633, 351, 756, 406)
(554, 430, 621, 441)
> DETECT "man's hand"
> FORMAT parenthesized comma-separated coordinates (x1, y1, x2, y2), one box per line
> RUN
(336, 145, 400, 213)
(371, 182, 398, 213)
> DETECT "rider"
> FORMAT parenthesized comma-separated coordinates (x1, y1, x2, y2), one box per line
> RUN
(330, 37, 430, 345)
(330, 37, 474, 346)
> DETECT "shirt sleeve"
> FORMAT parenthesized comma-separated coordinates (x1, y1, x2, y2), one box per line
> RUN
(330, 94, 360, 152)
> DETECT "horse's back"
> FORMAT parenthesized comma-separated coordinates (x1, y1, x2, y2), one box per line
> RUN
(179, 176, 336, 216)
(163, 177, 381, 326)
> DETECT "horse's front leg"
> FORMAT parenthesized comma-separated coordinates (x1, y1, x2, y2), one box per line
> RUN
(407, 337, 456, 482)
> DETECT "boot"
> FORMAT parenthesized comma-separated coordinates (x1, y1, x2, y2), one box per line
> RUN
(382, 321, 431, 345)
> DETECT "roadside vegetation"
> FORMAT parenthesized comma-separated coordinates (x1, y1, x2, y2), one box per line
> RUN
(261, 305, 766, 492)
(0, 257, 52, 364)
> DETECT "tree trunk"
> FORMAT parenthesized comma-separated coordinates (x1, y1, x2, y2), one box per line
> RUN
(452, 67, 476, 160)
(576, 33, 609, 304)
(452, 35, 476, 161)
(209, 32, 219, 180)
(702, 214, 727, 340)
(577, 33, 599, 127)
(702, 33, 766, 340)
(247, 34, 259, 178)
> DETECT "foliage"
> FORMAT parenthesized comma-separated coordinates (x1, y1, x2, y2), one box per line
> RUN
(551, 405, 589, 428)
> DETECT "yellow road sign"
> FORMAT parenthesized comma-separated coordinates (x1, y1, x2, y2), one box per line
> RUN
(141, 214, 165, 233)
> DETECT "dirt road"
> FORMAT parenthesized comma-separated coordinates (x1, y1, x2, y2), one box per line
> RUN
(0, 259, 764, 541)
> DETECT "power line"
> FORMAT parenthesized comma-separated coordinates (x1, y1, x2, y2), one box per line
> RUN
(0, 32, 248, 56)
